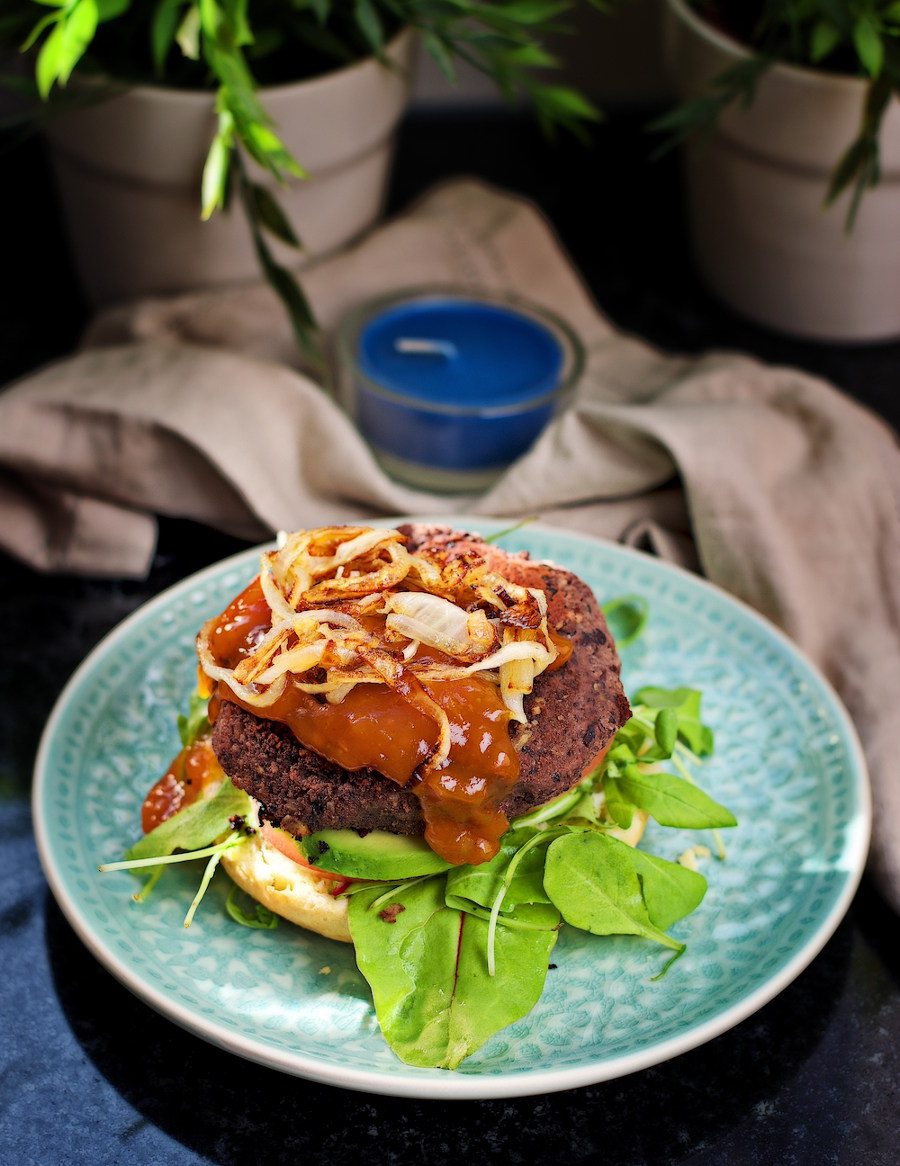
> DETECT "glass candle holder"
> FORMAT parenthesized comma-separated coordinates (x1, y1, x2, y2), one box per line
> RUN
(335, 287, 584, 492)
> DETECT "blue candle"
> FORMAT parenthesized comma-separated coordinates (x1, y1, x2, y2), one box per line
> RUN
(338, 291, 581, 491)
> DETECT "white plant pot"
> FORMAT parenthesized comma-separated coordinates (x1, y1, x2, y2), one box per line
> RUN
(43, 29, 414, 305)
(663, 0, 900, 341)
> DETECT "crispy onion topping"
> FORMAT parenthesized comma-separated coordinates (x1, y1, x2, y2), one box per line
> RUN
(197, 526, 562, 737)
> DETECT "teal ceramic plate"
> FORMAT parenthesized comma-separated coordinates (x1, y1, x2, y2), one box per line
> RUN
(33, 519, 870, 1099)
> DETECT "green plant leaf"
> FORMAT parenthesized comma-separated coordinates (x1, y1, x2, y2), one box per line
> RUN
(201, 105, 233, 219)
(530, 82, 600, 121)
(825, 75, 891, 229)
(349, 878, 558, 1069)
(353, 0, 384, 53)
(495, 0, 571, 25)
(422, 30, 457, 83)
(21, 11, 59, 54)
(235, 154, 321, 366)
(650, 55, 770, 157)
(152, 0, 186, 74)
(55, 0, 99, 86)
(500, 42, 559, 68)
(177, 692, 210, 748)
(96, 0, 130, 19)
(176, 2, 201, 59)
(853, 16, 884, 77)
(35, 20, 64, 97)
(224, 0, 253, 46)
(810, 19, 841, 63)
(247, 182, 301, 247)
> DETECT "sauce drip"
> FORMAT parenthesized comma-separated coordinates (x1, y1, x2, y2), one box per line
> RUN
(141, 737, 224, 833)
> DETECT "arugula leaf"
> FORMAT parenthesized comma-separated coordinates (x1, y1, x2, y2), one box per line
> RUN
(602, 594, 649, 649)
(543, 832, 683, 953)
(600, 776, 635, 830)
(125, 777, 250, 864)
(348, 877, 559, 1070)
(625, 846, 707, 930)
(654, 706, 678, 756)
(614, 765, 737, 830)
(632, 686, 714, 756)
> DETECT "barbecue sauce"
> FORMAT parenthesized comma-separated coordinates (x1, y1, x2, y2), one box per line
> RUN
(141, 737, 224, 833)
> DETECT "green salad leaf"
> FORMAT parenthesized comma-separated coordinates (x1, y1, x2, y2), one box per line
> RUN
(106, 605, 739, 1070)
(444, 833, 552, 917)
(177, 692, 211, 748)
(611, 766, 737, 830)
(226, 884, 280, 930)
(619, 846, 708, 931)
(543, 832, 684, 954)
(348, 877, 559, 1070)
(104, 777, 252, 904)
(632, 686, 714, 757)
(601, 594, 649, 649)
(124, 777, 251, 865)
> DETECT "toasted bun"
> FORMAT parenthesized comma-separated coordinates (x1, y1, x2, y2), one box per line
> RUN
(219, 807, 648, 945)
(220, 832, 352, 943)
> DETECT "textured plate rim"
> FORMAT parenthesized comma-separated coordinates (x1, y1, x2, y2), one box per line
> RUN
(32, 517, 872, 1100)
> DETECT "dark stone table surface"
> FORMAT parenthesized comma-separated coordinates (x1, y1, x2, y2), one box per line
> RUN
(1, 111, 897, 1165)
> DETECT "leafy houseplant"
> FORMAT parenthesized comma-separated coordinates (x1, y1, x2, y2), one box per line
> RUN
(660, 0, 900, 340)
(3, 0, 601, 356)
(657, 0, 900, 224)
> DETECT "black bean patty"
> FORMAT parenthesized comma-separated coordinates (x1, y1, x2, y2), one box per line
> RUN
(211, 526, 630, 836)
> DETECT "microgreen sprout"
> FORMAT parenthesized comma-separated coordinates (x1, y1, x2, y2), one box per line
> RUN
(183, 832, 243, 928)
(483, 516, 539, 545)
(98, 834, 246, 875)
(487, 830, 561, 976)
(366, 875, 436, 915)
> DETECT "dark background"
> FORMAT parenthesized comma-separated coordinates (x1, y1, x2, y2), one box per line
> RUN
(1, 111, 898, 1165)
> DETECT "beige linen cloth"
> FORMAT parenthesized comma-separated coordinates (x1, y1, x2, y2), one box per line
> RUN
(1, 180, 898, 909)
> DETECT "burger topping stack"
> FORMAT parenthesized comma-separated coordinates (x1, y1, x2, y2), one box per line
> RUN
(195, 527, 572, 866)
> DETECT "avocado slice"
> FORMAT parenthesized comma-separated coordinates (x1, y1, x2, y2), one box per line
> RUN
(300, 829, 453, 880)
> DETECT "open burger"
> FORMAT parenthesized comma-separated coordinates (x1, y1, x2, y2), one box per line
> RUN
(140, 524, 638, 940)
(213, 524, 638, 936)
(119, 522, 734, 1070)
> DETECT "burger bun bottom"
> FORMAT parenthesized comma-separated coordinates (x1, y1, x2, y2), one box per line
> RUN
(221, 831, 352, 943)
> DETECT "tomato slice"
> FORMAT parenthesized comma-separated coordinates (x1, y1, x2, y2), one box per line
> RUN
(260, 821, 351, 884)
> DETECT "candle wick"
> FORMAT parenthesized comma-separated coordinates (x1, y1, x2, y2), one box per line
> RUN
(394, 337, 458, 360)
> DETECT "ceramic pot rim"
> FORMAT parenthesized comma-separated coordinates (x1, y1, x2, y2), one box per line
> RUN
(667, 0, 873, 94)
(71, 25, 413, 106)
